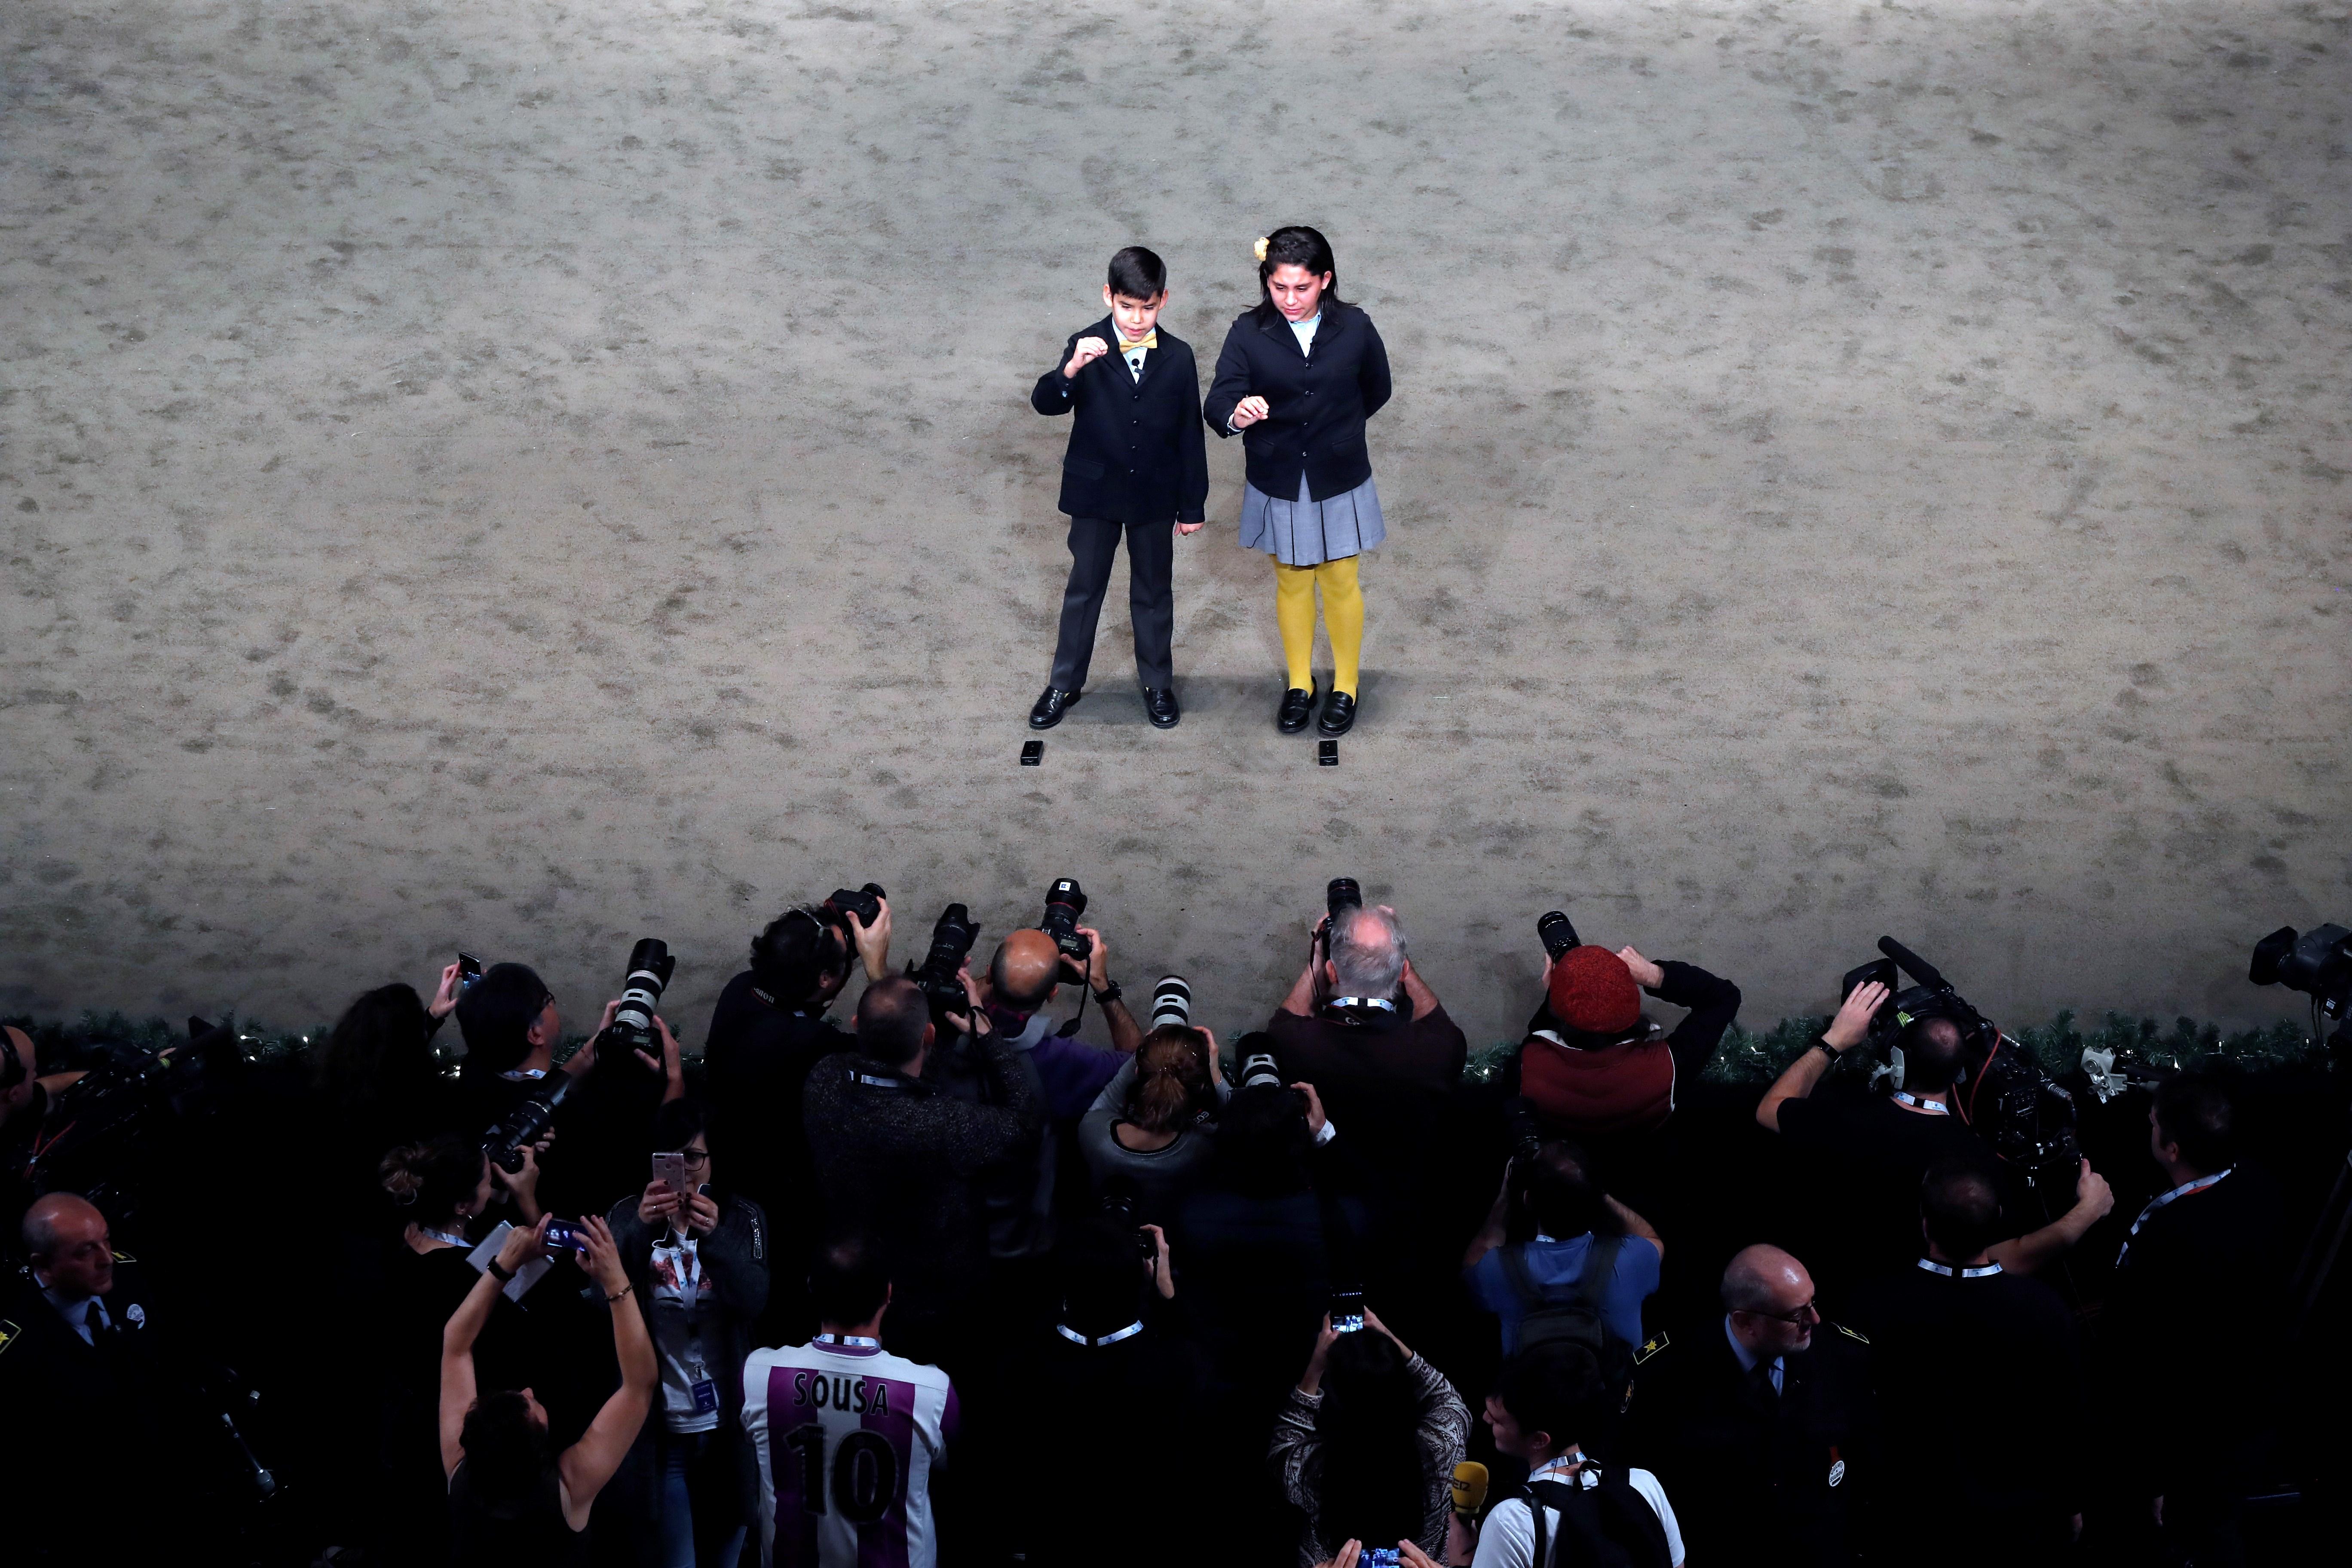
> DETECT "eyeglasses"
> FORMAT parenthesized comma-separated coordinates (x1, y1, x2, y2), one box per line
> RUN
(679, 1148, 710, 1168)
(1738, 1298, 1820, 1326)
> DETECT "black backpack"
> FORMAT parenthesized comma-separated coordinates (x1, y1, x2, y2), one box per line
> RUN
(1525, 1467, 1673, 1568)
(1498, 1234, 1625, 1363)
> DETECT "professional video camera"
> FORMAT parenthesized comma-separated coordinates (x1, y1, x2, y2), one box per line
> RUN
(911, 902, 982, 1020)
(1038, 879, 1091, 971)
(609, 937, 675, 1058)
(1841, 935, 2080, 1192)
(2251, 922, 2352, 1027)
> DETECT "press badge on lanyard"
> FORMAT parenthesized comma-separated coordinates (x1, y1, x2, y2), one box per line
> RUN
(657, 1234, 720, 1414)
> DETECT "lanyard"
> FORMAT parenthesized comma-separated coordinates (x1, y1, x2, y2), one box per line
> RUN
(2116, 1170, 2230, 1266)
(1054, 1321, 1144, 1348)
(1915, 1258, 2003, 1278)
(1890, 1090, 1948, 1115)
(419, 1226, 469, 1249)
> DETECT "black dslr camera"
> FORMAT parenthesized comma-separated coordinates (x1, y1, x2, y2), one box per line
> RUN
(911, 902, 982, 1020)
(1039, 879, 1091, 971)
(609, 938, 676, 1057)
(823, 882, 887, 933)
(1842, 936, 2080, 1190)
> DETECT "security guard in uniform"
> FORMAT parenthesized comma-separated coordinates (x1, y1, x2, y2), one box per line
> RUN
(0, 1193, 177, 1566)
(1623, 1244, 1875, 1568)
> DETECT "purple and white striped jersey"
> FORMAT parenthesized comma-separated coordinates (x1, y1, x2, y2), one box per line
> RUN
(742, 1337, 958, 1568)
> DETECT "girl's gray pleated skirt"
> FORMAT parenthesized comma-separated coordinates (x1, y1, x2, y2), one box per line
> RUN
(1238, 472, 1385, 567)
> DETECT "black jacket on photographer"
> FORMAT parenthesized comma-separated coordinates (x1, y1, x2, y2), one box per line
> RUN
(703, 969, 851, 1225)
(802, 1031, 1044, 1338)
(602, 1189, 772, 1536)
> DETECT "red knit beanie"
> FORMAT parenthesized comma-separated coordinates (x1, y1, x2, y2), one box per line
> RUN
(1548, 946, 1642, 1033)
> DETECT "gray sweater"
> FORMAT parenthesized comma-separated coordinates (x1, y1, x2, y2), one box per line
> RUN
(1076, 1057, 1230, 1219)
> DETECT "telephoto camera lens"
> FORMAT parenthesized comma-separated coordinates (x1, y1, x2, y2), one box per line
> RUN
(611, 938, 676, 1055)
(1040, 878, 1091, 968)
(912, 903, 982, 1018)
(1537, 910, 1580, 960)
(1152, 975, 1193, 1031)
(1326, 877, 1362, 919)
(1240, 1052, 1284, 1091)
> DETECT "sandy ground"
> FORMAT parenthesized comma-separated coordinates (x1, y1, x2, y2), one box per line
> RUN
(3, 0, 2347, 1049)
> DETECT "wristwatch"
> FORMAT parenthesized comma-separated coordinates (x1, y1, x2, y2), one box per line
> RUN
(1093, 980, 1123, 1006)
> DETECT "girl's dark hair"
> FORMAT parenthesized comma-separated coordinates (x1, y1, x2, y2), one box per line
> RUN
(750, 909, 847, 1003)
(315, 983, 437, 1110)
(1108, 245, 1167, 301)
(459, 1389, 551, 1504)
(380, 1133, 486, 1226)
(1314, 1329, 1426, 1551)
(1256, 225, 1350, 314)
(652, 1097, 708, 1155)
(1124, 1025, 1212, 1134)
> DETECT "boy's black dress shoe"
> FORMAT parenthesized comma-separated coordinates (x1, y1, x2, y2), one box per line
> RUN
(1277, 683, 1318, 734)
(1029, 687, 1081, 729)
(1317, 689, 1357, 736)
(1143, 687, 1181, 729)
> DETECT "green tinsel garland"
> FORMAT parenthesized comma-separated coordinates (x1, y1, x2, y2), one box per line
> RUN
(8, 1008, 2326, 1091)
(1467, 1009, 2325, 1087)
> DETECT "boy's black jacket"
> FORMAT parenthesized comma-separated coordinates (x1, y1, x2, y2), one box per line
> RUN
(1031, 315, 1210, 525)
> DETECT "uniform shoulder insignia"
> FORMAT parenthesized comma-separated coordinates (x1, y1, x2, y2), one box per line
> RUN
(1833, 1322, 1869, 1346)
(0, 1319, 19, 1357)
(1633, 1332, 1670, 1365)
(111, 1251, 136, 1263)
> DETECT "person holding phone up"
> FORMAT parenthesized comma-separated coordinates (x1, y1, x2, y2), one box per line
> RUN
(603, 1098, 772, 1568)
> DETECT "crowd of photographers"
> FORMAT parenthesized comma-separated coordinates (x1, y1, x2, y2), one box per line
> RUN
(0, 878, 2305, 1568)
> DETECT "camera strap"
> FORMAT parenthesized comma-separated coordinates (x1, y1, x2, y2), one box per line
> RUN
(849, 1070, 905, 1090)
(1890, 1090, 1949, 1115)
(1914, 1258, 2003, 1279)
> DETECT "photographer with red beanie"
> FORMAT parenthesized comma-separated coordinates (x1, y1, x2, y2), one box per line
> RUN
(1509, 940, 1742, 1139)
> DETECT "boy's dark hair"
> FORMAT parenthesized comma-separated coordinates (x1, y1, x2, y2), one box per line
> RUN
(455, 963, 550, 1075)
(1920, 1156, 2005, 1261)
(651, 1096, 708, 1155)
(854, 975, 931, 1066)
(1256, 225, 1350, 313)
(2152, 1073, 2234, 1174)
(1896, 1015, 1966, 1093)
(1107, 245, 1167, 301)
(459, 1389, 551, 1505)
(812, 1231, 891, 1326)
(1492, 1342, 1609, 1454)
(749, 909, 847, 1003)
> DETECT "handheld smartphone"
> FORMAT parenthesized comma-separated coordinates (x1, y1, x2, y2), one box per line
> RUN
(1330, 1288, 1366, 1334)
(652, 1152, 688, 1194)
(458, 952, 484, 992)
(542, 1218, 583, 1253)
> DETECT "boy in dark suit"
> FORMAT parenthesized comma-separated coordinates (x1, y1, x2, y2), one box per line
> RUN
(1029, 247, 1210, 730)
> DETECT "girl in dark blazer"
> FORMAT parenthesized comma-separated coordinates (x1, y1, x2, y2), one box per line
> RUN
(1203, 226, 1393, 736)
